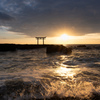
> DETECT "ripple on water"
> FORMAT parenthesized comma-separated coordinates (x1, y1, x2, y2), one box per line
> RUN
(0, 47, 100, 99)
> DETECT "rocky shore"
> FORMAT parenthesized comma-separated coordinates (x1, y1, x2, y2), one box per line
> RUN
(0, 44, 72, 54)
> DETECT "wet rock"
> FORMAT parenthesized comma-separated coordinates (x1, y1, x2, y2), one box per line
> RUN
(0, 86, 7, 99)
(46, 45, 72, 54)
(92, 93, 100, 100)
(5, 79, 24, 93)
(76, 45, 93, 50)
(77, 45, 86, 48)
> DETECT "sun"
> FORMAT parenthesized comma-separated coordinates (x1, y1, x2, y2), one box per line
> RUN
(60, 34, 69, 40)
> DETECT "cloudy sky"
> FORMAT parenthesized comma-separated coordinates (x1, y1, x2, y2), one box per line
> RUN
(0, 0, 100, 44)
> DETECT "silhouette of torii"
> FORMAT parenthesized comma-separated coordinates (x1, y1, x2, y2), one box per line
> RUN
(35, 37, 46, 45)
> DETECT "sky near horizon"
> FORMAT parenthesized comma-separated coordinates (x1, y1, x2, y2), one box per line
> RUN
(0, 0, 100, 44)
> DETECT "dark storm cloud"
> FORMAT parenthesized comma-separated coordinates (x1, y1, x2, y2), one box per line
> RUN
(0, 12, 14, 21)
(0, 0, 100, 36)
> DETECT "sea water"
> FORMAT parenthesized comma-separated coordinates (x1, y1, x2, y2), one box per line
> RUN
(0, 45, 100, 100)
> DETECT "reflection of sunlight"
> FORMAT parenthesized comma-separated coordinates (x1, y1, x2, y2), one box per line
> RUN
(60, 55, 66, 61)
(55, 67, 75, 78)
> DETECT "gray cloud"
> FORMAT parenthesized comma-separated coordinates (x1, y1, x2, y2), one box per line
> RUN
(0, 0, 100, 37)
(0, 12, 14, 21)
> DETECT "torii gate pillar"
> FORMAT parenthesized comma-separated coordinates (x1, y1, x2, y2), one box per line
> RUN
(35, 37, 46, 45)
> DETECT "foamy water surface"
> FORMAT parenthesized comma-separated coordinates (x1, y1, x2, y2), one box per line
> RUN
(0, 45, 100, 100)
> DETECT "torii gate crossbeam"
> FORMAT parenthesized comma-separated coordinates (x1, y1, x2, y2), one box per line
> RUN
(35, 37, 46, 45)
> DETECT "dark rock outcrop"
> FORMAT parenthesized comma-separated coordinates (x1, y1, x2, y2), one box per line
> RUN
(76, 45, 92, 49)
(0, 44, 72, 54)
(77, 45, 86, 48)
(0, 44, 16, 52)
(0, 44, 46, 52)
(16, 44, 46, 50)
(46, 45, 72, 54)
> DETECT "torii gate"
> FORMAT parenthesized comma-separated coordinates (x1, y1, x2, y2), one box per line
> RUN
(35, 37, 46, 45)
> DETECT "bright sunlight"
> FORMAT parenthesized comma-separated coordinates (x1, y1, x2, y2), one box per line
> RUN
(60, 34, 69, 40)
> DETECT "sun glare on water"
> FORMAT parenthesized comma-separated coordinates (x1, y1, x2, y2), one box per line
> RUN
(60, 34, 69, 40)
(55, 67, 76, 78)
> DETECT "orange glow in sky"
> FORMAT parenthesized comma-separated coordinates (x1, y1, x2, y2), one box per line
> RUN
(60, 34, 69, 41)
(0, 31, 100, 44)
